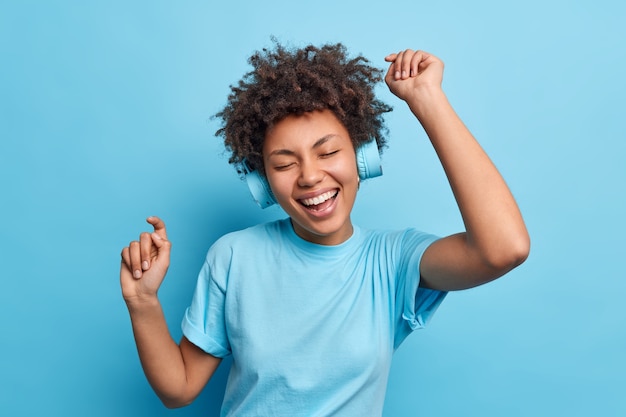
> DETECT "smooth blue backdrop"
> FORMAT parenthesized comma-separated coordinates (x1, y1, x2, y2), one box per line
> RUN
(1, 1, 624, 416)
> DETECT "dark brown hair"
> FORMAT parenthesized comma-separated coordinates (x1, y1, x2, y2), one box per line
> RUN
(214, 41, 392, 175)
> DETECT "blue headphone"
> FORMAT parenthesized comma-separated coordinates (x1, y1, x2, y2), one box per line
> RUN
(243, 139, 382, 209)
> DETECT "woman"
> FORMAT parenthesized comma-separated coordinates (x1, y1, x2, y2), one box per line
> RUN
(120, 42, 529, 416)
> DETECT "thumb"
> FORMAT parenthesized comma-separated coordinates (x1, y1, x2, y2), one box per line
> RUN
(150, 233, 172, 268)
(151, 232, 170, 252)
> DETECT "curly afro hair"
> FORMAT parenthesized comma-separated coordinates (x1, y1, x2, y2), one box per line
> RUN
(214, 41, 393, 175)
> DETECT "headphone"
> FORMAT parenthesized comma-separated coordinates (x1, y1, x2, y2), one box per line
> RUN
(243, 139, 382, 209)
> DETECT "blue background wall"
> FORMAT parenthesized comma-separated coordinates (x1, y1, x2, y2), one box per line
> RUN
(1, 1, 625, 416)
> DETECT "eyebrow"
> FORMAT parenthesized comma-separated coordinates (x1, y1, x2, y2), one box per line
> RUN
(268, 134, 337, 157)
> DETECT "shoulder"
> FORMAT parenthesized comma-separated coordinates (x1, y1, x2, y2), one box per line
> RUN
(199, 219, 288, 283)
(207, 219, 287, 256)
(360, 227, 438, 249)
(356, 227, 440, 271)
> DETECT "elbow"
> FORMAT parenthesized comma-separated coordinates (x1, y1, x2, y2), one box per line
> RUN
(514, 230, 531, 266)
(162, 398, 192, 410)
(160, 392, 194, 409)
(505, 240, 530, 272)
(483, 232, 530, 276)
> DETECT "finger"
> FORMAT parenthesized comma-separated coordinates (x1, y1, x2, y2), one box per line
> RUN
(147, 216, 168, 240)
(410, 50, 425, 77)
(393, 50, 405, 80)
(140, 232, 153, 271)
(411, 50, 432, 76)
(400, 49, 415, 79)
(129, 240, 143, 279)
(384, 53, 398, 62)
(121, 246, 131, 270)
(384, 56, 397, 83)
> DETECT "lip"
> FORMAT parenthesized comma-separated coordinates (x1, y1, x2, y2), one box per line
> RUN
(296, 187, 339, 201)
(295, 188, 340, 218)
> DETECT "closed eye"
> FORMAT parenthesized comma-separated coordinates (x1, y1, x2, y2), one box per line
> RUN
(273, 162, 294, 171)
(320, 150, 339, 158)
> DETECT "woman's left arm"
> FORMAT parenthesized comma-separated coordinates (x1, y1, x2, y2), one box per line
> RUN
(385, 49, 530, 291)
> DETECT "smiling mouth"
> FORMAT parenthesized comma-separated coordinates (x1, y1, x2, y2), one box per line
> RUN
(299, 190, 338, 211)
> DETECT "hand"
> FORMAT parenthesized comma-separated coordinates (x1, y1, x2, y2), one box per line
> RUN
(120, 216, 171, 304)
(384, 49, 444, 102)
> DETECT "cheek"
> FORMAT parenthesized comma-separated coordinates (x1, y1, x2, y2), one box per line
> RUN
(266, 174, 293, 201)
(331, 157, 359, 185)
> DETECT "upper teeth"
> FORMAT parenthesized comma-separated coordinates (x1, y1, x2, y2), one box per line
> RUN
(301, 191, 337, 206)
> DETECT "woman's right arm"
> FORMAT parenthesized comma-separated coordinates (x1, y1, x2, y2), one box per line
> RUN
(121, 217, 221, 408)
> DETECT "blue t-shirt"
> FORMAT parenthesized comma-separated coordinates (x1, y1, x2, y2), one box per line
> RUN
(182, 218, 447, 416)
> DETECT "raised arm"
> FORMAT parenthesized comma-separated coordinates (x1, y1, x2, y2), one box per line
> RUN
(384, 50, 530, 291)
(120, 216, 221, 407)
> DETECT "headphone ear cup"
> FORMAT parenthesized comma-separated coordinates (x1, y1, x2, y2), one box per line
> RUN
(356, 139, 383, 180)
(243, 162, 276, 209)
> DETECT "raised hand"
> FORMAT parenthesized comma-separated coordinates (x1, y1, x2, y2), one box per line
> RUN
(120, 216, 171, 304)
(384, 49, 444, 102)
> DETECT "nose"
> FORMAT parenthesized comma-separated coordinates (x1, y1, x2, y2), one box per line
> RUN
(297, 158, 324, 187)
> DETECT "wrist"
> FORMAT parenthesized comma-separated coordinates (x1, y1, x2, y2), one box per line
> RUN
(405, 85, 449, 120)
(125, 293, 161, 314)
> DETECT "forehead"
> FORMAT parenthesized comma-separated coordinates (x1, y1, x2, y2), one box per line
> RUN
(263, 110, 351, 153)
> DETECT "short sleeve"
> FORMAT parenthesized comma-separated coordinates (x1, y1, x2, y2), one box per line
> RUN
(394, 229, 447, 349)
(181, 258, 231, 358)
